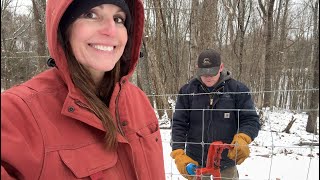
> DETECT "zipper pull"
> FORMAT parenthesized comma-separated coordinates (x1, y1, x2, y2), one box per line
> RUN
(210, 98, 213, 106)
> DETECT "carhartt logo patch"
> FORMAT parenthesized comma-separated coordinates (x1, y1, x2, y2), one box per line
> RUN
(224, 113, 230, 118)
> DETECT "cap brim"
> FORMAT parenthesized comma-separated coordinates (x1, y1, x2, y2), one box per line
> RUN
(197, 67, 220, 76)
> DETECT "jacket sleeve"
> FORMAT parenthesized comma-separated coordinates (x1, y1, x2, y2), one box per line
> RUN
(171, 85, 190, 151)
(235, 83, 260, 141)
(1, 92, 44, 180)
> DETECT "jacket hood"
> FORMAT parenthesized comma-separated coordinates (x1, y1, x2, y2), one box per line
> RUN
(45, 0, 144, 91)
(219, 69, 232, 82)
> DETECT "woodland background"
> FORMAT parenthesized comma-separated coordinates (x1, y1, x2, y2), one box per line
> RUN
(1, 0, 319, 134)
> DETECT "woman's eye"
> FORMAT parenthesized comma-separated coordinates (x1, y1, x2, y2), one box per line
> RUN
(114, 17, 125, 24)
(82, 12, 98, 19)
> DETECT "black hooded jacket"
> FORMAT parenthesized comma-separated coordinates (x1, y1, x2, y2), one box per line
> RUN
(171, 70, 260, 170)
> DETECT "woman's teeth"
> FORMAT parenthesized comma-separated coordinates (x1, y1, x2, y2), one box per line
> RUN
(91, 45, 114, 51)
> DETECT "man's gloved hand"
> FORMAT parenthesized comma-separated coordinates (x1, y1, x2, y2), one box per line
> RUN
(227, 133, 252, 165)
(170, 149, 199, 180)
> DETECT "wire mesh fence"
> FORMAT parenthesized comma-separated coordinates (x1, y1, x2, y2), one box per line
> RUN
(1, 56, 319, 179)
(150, 91, 319, 180)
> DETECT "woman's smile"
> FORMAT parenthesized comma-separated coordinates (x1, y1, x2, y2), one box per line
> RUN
(89, 44, 115, 52)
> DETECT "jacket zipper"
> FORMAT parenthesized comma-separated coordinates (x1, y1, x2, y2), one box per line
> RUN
(202, 85, 224, 109)
(210, 86, 224, 108)
(210, 98, 213, 107)
(200, 85, 212, 109)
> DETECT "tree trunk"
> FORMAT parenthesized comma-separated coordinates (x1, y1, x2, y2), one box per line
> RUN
(198, 0, 218, 50)
(306, 0, 319, 134)
(236, 0, 252, 81)
(137, 39, 152, 96)
(31, 0, 47, 73)
(262, 0, 276, 108)
(188, 0, 199, 80)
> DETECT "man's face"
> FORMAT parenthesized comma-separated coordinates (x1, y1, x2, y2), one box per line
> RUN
(200, 63, 224, 87)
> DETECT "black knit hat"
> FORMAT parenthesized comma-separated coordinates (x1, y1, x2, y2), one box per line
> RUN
(197, 49, 221, 76)
(59, 0, 131, 33)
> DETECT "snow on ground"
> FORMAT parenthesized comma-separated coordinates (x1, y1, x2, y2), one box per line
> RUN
(161, 109, 319, 180)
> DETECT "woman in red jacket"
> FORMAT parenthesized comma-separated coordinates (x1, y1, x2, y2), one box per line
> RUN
(1, 0, 165, 179)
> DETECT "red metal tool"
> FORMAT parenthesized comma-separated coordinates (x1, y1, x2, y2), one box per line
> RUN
(195, 141, 232, 180)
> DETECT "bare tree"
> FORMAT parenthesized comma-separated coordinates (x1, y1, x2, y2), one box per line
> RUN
(259, 0, 276, 108)
(273, 0, 289, 108)
(31, 0, 47, 72)
(188, 0, 199, 80)
(1, 0, 36, 89)
(198, 0, 218, 50)
(235, 0, 253, 81)
(306, 0, 319, 134)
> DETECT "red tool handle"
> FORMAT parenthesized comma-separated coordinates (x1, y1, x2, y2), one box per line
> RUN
(195, 141, 232, 180)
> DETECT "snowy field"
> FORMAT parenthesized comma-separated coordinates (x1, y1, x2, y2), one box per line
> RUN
(161, 110, 319, 180)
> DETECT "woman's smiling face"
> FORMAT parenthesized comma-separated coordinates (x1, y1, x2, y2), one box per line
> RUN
(68, 4, 128, 84)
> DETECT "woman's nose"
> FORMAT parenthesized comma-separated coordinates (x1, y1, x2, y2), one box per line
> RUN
(99, 18, 116, 37)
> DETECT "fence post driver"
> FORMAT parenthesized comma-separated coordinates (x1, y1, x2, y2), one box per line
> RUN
(186, 141, 232, 180)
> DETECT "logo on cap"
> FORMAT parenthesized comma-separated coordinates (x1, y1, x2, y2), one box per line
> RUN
(202, 58, 212, 66)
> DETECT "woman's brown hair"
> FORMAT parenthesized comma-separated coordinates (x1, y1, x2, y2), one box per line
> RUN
(64, 44, 120, 150)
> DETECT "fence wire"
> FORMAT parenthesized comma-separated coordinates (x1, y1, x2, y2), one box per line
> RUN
(154, 92, 319, 180)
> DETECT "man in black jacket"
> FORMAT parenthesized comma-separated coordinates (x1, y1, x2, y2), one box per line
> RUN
(170, 49, 260, 180)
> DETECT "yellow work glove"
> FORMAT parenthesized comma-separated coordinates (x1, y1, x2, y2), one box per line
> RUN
(227, 133, 252, 165)
(171, 149, 199, 180)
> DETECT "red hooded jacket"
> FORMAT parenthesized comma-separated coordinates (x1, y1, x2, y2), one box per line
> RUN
(1, 0, 165, 179)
